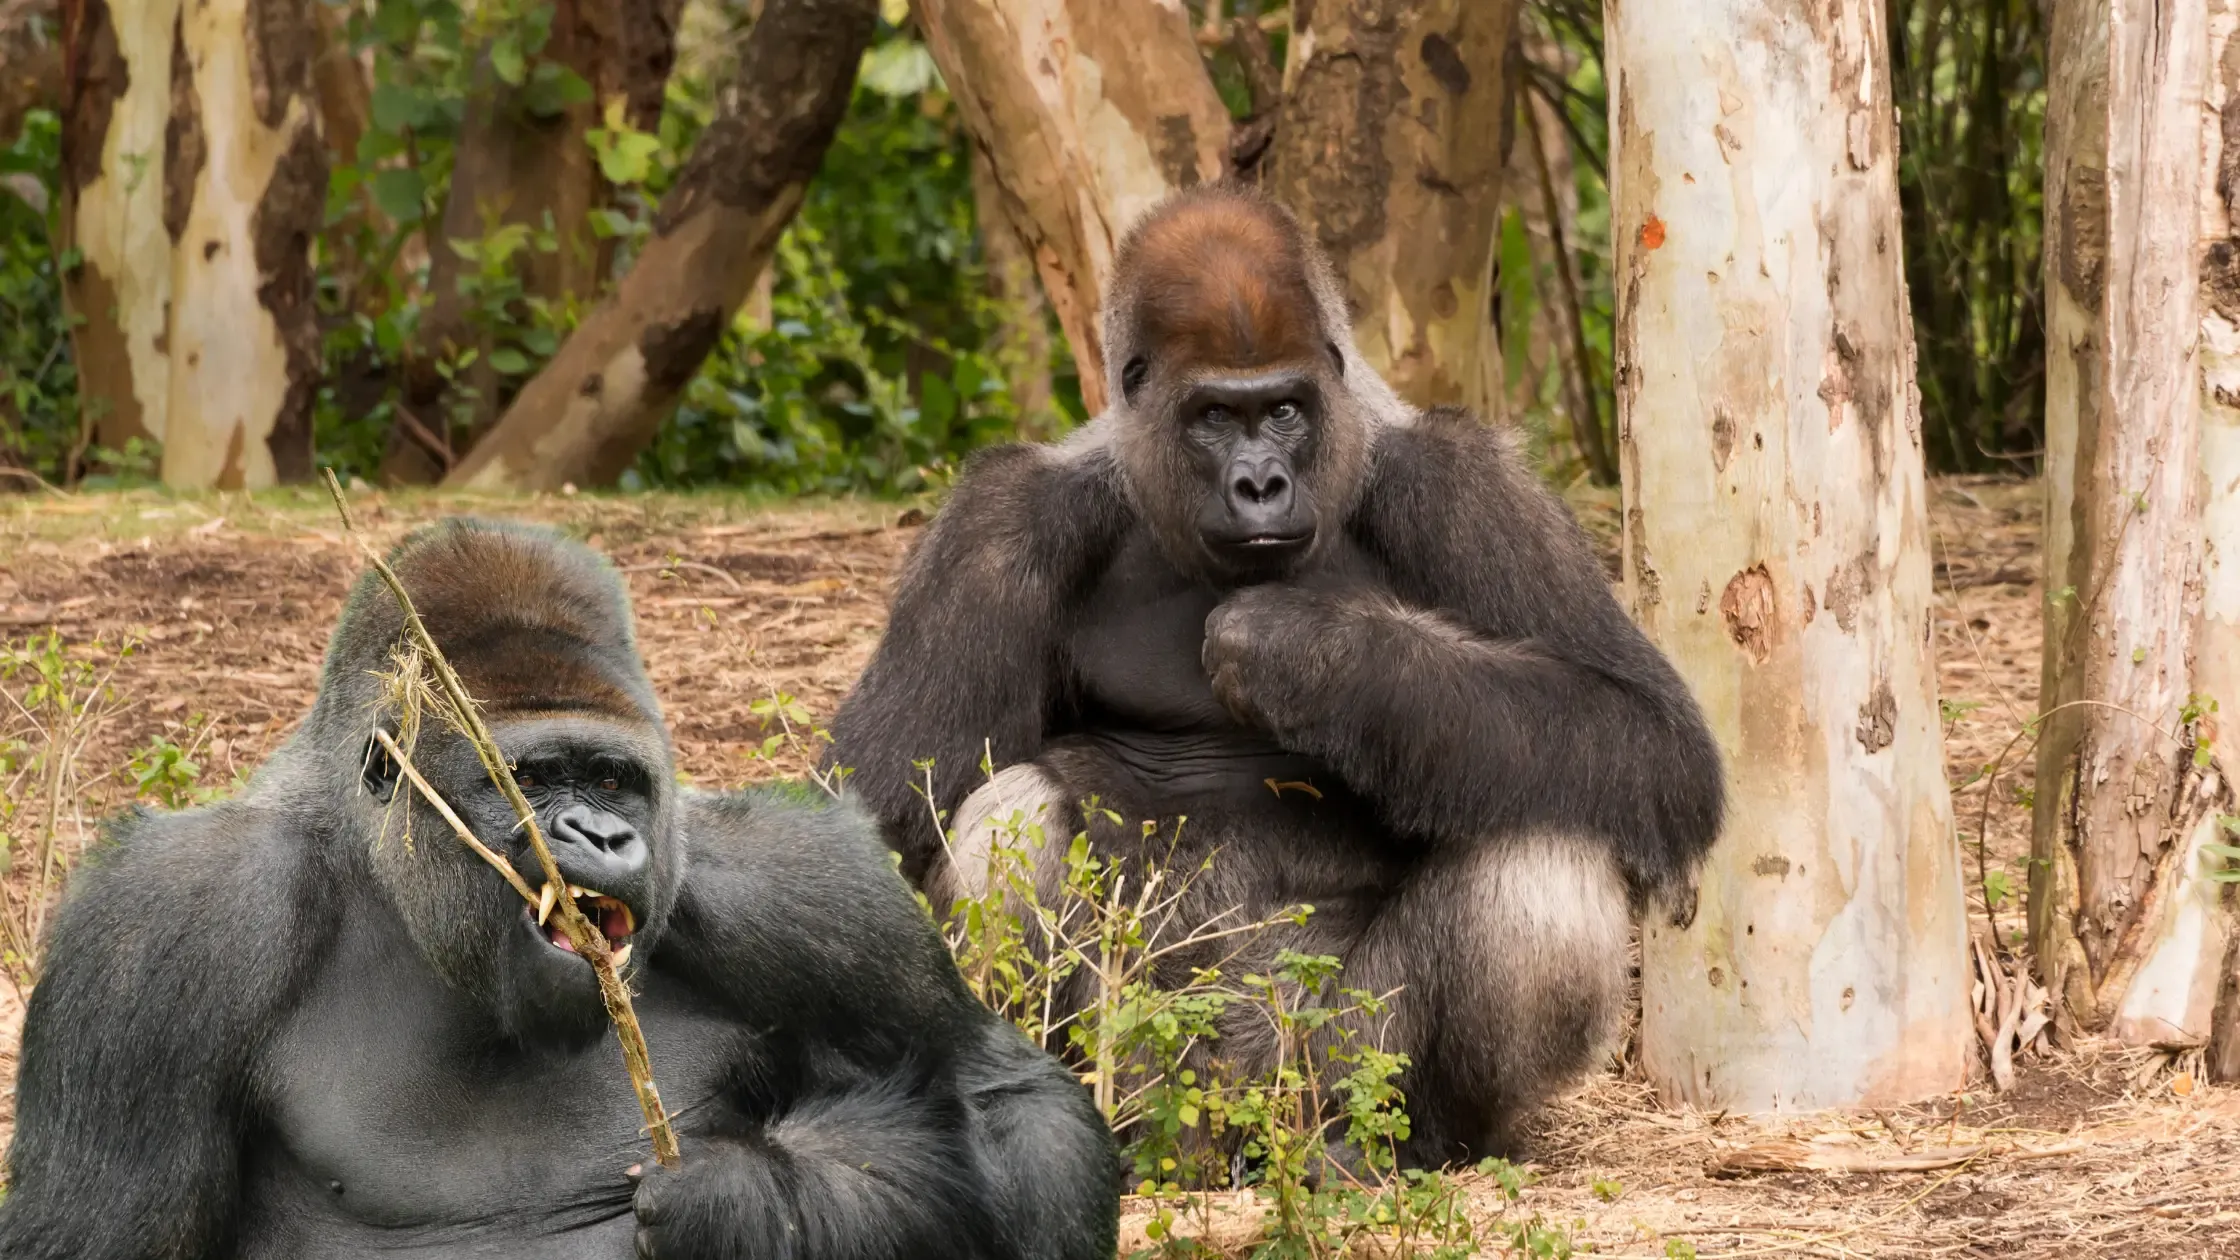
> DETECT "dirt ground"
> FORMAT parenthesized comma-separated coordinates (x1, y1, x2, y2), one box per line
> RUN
(0, 476, 2232, 1258)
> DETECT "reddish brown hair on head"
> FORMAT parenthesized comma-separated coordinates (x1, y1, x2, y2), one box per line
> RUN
(1112, 186, 1330, 389)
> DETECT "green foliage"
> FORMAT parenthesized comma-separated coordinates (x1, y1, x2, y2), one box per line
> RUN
(0, 110, 76, 483)
(918, 764, 1580, 1258)
(1891, 0, 2047, 472)
(632, 54, 1057, 493)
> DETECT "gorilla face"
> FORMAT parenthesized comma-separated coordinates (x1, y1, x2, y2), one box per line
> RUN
(364, 714, 680, 1050)
(1180, 370, 1326, 578)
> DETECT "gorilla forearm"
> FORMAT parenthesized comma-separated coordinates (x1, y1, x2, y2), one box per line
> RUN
(828, 444, 1129, 875)
(1206, 585, 1719, 898)
(634, 1081, 998, 1260)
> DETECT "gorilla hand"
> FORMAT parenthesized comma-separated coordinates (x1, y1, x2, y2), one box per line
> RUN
(630, 1149, 793, 1260)
(1202, 583, 1364, 739)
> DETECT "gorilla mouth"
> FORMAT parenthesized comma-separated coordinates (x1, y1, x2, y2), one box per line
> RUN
(534, 884, 638, 966)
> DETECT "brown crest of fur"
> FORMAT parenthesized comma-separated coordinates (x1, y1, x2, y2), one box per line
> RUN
(1110, 185, 1330, 378)
(316, 519, 664, 734)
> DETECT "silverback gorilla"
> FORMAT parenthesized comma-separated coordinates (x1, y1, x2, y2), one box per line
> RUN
(0, 520, 1119, 1259)
(829, 186, 1725, 1166)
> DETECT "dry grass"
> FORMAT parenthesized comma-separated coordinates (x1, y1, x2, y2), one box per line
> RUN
(1, 476, 2234, 1257)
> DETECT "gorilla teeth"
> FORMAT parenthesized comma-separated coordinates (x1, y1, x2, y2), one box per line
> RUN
(535, 883, 558, 927)
(612, 942, 633, 968)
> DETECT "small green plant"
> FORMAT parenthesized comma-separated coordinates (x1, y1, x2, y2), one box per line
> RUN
(1590, 1177, 1623, 1203)
(0, 631, 139, 982)
(1664, 1239, 1699, 1260)
(127, 716, 218, 810)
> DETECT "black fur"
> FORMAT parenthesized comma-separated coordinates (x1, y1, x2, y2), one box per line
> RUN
(0, 520, 1119, 1259)
(828, 194, 1722, 1166)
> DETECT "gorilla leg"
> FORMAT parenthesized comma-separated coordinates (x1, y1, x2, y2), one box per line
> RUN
(933, 762, 1075, 914)
(1343, 831, 1630, 1165)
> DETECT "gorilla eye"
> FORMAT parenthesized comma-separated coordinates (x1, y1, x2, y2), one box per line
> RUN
(1269, 401, 1301, 424)
(1121, 357, 1150, 402)
(600, 777, 620, 792)
(515, 772, 538, 789)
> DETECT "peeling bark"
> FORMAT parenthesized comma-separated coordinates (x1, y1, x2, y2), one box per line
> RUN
(2032, 0, 2237, 1048)
(56, 0, 176, 466)
(160, 0, 324, 489)
(444, 0, 873, 491)
(0, 0, 60, 146)
(914, 0, 1232, 415)
(1262, 0, 1518, 410)
(1612, 0, 1970, 1109)
(2207, 4, 2240, 1082)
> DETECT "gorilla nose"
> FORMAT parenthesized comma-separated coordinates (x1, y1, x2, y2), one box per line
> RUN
(547, 804, 648, 881)
(1231, 462, 1291, 506)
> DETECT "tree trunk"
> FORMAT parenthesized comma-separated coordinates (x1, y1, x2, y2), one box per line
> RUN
(970, 142, 1056, 440)
(1611, 0, 1970, 1108)
(56, 0, 175, 468)
(443, 0, 873, 491)
(1261, 0, 1517, 411)
(158, 0, 324, 489)
(2032, 0, 2237, 1049)
(1, 0, 60, 146)
(2209, 2, 2240, 1081)
(383, 0, 685, 485)
(914, 0, 1231, 416)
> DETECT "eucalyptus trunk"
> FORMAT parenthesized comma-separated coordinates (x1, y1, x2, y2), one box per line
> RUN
(1610, 0, 1970, 1108)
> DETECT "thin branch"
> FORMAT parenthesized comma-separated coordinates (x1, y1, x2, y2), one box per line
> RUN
(323, 470, 681, 1169)
(373, 728, 540, 906)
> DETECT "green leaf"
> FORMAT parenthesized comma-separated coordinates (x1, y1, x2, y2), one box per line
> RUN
(918, 372, 957, 431)
(369, 83, 429, 134)
(858, 40, 939, 99)
(522, 64, 592, 118)
(488, 347, 532, 375)
(490, 34, 528, 87)
(368, 167, 426, 224)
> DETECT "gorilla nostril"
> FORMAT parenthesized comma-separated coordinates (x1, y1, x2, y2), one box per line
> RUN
(1263, 472, 1290, 498)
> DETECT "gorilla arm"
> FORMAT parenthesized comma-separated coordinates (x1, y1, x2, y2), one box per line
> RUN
(653, 791, 1120, 1260)
(826, 442, 1130, 880)
(0, 804, 331, 1259)
(1202, 409, 1725, 905)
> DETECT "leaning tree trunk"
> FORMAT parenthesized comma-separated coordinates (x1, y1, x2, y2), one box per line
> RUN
(443, 0, 873, 491)
(2034, 0, 2237, 1051)
(1610, 0, 1970, 1108)
(914, 0, 1231, 416)
(384, 0, 685, 485)
(1261, 0, 1517, 412)
(56, 0, 175, 467)
(159, 0, 324, 489)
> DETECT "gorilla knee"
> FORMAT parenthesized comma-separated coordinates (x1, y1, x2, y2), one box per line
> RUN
(1460, 833, 1631, 1081)
(934, 763, 1070, 907)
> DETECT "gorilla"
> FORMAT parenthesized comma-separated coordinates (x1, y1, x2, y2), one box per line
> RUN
(829, 185, 1725, 1167)
(0, 520, 1119, 1259)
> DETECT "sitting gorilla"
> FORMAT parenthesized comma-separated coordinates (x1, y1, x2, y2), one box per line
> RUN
(0, 520, 1119, 1259)
(829, 185, 1725, 1166)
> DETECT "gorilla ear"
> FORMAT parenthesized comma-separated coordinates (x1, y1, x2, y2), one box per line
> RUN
(1121, 357, 1149, 404)
(362, 732, 402, 802)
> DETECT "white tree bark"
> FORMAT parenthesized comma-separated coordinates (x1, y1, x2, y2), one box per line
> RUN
(160, 0, 324, 489)
(1609, 0, 1970, 1108)
(2033, 0, 2237, 1048)
(58, 0, 178, 460)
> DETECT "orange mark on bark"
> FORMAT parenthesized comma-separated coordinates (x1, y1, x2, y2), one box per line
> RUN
(1640, 215, 1667, 250)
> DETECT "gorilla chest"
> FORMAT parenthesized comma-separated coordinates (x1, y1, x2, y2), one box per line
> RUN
(1068, 560, 1227, 730)
(249, 955, 742, 1252)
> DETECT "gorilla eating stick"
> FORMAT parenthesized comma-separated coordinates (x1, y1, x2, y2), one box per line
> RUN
(0, 518, 1120, 1259)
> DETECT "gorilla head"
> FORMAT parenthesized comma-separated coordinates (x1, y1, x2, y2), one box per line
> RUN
(1099, 186, 1404, 584)
(305, 519, 681, 1048)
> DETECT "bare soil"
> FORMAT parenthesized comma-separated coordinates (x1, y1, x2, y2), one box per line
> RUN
(0, 476, 2230, 1258)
